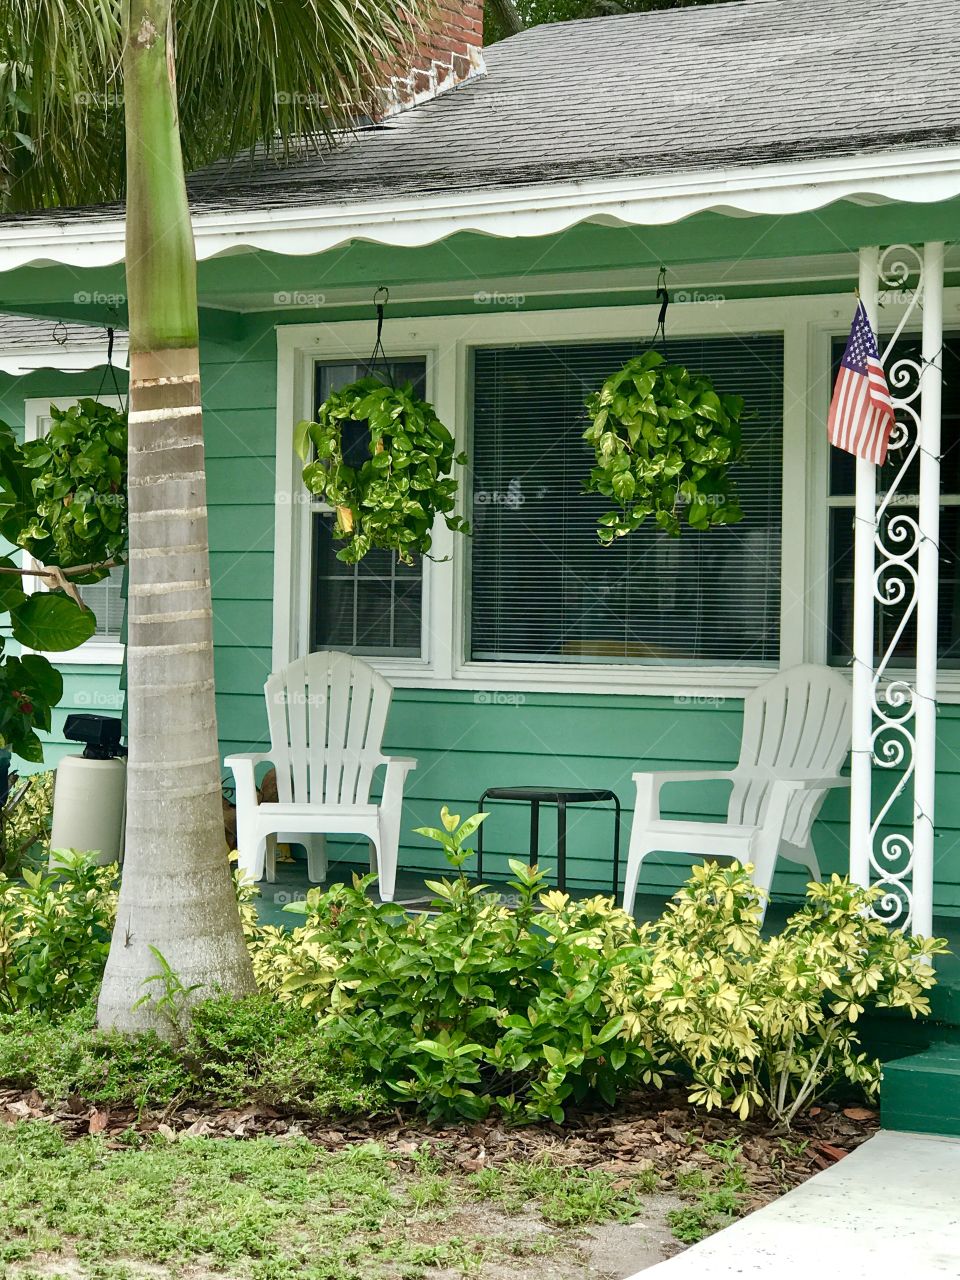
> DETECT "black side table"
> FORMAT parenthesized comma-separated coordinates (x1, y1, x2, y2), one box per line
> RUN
(476, 786, 621, 896)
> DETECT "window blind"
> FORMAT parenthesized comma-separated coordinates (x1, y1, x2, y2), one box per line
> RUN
(79, 565, 125, 640)
(470, 335, 784, 666)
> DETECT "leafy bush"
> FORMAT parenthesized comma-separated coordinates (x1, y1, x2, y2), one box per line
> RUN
(295, 377, 468, 564)
(0, 769, 54, 876)
(640, 861, 946, 1128)
(583, 349, 745, 541)
(0, 995, 383, 1116)
(0, 852, 117, 1015)
(265, 809, 665, 1123)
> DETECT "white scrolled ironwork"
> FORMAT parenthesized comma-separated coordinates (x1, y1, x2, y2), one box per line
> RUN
(852, 242, 942, 934)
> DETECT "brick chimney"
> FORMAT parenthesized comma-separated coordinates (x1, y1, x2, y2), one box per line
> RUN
(379, 2, 485, 117)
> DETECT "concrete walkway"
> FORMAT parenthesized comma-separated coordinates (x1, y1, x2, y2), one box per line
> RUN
(629, 1130, 960, 1279)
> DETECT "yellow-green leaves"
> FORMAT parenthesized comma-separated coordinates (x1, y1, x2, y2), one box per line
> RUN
(642, 861, 947, 1128)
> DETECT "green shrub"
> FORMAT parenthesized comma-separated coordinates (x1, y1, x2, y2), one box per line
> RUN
(0, 852, 117, 1015)
(183, 993, 385, 1115)
(0, 769, 54, 876)
(640, 861, 947, 1128)
(0, 994, 383, 1117)
(268, 808, 666, 1123)
(0, 1003, 188, 1108)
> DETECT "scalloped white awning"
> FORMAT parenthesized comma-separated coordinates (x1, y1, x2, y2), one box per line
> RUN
(3, 146, 960, 274)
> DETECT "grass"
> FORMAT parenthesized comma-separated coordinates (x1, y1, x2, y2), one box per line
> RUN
(0, 1121, 675, 1280)
(666, 1139, 749, 1244)
(468, 1157, 661, 1226)
(0, 1116, 757, 1277)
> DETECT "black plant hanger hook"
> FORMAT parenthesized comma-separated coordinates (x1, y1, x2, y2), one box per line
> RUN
(653, 265, 669, 350)
(95, 325, 128, 412)
(365, 285, 394, 387)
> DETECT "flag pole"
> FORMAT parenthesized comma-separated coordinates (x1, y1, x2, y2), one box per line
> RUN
(849, 247, 880, 890)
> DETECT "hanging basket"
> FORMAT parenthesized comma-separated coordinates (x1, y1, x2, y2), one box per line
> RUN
(583, 349, 746, 542)
(295, 376, 468, 564)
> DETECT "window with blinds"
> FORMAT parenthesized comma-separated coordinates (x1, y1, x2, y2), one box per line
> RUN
(470, 335, 784, 666)
(827, 332, 960, 668)
(79, 566, 126, 639)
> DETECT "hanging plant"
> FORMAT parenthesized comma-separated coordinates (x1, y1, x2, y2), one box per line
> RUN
(583, 349, 746, 542)
(0, 399, 127, 583)
(295, 377, 469, 565)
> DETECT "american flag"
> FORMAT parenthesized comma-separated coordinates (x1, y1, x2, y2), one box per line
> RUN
(828, 302, 896, 465)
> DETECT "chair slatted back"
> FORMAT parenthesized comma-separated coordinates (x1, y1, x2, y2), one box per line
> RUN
(727, 665, 851, 844)
(265, 651, 393, 805)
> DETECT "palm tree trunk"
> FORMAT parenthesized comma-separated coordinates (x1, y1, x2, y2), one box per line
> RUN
(97, 0, 255, 1033)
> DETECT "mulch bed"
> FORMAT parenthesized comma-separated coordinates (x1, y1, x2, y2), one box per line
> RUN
(0, 1084, 879, 1214)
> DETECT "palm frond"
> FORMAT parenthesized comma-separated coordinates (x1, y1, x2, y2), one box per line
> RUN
(0, 0, 436, 211)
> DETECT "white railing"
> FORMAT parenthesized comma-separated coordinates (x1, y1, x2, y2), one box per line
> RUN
(849, 242, 944, 935)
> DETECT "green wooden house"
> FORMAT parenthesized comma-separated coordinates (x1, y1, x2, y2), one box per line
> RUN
(2, 0, 960, 1132)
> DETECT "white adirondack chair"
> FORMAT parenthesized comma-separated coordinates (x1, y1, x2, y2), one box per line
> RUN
(622, 664, 851, 920)
(225, 651, 416, 901)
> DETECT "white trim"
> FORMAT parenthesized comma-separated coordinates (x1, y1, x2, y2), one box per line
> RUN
(4, 146, 960, 273)
(22, 395, 125, 667)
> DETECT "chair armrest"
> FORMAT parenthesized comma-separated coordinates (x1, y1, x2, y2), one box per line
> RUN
(766, 775, 850, 791)
(632, 769, 735, 821)
(224, 751, 273, 770)
(224, 752, 273, 808)
(380, 755, 417, 807)
(631, 769, 735, 786)
(381, 755, 417, 772)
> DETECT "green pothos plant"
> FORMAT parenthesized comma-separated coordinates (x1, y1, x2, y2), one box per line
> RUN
(583, 350, 746, 541)
(0, 399, 128, 761)
(295, 377, 468, 565)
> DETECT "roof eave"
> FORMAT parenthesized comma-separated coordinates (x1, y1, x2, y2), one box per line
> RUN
(2, 144, 959, 275)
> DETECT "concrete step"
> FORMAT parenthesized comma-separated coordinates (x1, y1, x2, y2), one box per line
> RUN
(881, 1041, 960, 1137)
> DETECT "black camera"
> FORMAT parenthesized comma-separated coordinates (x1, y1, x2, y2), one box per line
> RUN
(63, 713, 125, 760)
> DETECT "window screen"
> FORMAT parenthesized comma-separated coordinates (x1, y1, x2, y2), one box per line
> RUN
(470, 335, 784, 666)
(310, 360, 425, 657)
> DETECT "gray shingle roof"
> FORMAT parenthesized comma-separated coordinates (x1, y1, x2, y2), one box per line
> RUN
(0, 315, 127, 374)
(187, 0, 960, 211)
(2, 0, 958, 230)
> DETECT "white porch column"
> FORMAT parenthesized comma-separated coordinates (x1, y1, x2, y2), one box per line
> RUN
(912, 241, 944, 938)
(849, 247, 880, 890)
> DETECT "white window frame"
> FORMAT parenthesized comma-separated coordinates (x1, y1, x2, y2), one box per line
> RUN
(275, 290, 960, 700)
(23, 395, 125, 666)
(274, 326, 453, 682)
(805, 294, 960, 702)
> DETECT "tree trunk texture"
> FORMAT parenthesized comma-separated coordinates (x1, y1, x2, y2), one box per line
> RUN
(97, 0, 255, 1033)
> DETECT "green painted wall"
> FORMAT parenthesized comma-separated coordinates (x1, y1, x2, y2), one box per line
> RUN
(2, 204, 959, 916)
